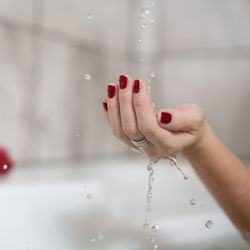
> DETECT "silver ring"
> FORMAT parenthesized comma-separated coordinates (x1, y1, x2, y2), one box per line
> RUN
(130, 138, 150, 150)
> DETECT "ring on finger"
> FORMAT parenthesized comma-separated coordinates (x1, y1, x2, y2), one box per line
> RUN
(130, 138, 150, 150)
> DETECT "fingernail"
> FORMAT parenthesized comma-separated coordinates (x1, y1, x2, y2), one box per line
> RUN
(133, 80, 140, 93)
(102, 102, 108, 111)
(161, 112, 172, 124)
(107, 85, 116, 98)
(119, 75, 127, 89)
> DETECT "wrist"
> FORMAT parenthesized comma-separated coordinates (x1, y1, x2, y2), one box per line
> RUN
(182, 121, 214, 160)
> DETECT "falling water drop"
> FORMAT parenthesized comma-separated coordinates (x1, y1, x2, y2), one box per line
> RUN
(140, 58, 144, 63)
(141, 23, 147, 30)
(153, 244, 159, 250)
(89, 238, 96, 244)
(145, 8, 150, 14)
(84, 74, 91, 80)
(3, 164, 8, 170)
(138, 14, 145, 20)
(86, 194, 92, 199)
(87, 13, 93, 20)
(138, 39, 142, 44)
(151, 225, 160, 232)
(150, 237, 156, 243)
(150, 71, 156, 78)
(205, 220, 213, 229)
(190, 199, 196, 206)
(143, 223, 150, 230)
(149, 19, 155, 25)
(148, 86, 152, 93)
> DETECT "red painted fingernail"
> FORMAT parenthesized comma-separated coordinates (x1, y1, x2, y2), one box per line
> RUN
(0, 146, 14, 176)
(102, 102, 108, 111)
(107, 85, 116, 98)
(161, 112, 172, 124)
(133, 80, 140, 93)
(119, 75, 127, 89)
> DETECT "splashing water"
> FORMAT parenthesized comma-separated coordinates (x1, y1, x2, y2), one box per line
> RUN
(205, 220, 213, 229)
(168, 157, 188, 180)
(84, 74, 91, 80)
(3, 164, 8, 170)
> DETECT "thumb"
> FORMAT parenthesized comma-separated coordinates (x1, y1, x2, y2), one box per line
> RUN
(157, 104, 204, 132)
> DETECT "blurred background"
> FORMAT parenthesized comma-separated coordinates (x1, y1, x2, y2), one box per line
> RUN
(0, 0, 250, 249)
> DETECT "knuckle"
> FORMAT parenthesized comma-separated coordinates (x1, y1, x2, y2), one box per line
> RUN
(119, 93, 131, 104)
(123, 125, 140, 138)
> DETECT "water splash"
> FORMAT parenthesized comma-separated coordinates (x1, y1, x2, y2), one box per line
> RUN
(3, 164, 8, 170)
(168, 157, 188, 180)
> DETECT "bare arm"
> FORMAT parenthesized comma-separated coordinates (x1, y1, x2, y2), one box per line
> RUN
(183, 122, 250, 231)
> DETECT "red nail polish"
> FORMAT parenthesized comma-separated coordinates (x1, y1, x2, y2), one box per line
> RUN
(102, 102, 108, 111)
(161, 112, 172, 124)
(107, 85, 116, 98)
(133, 80, 140, 93)
(119, 75, 127, 89)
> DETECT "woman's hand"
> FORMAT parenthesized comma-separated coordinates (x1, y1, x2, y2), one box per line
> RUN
(102, 74, 206, 161)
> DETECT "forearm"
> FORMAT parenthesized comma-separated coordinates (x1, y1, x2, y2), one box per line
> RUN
(183, 122, 250, 231)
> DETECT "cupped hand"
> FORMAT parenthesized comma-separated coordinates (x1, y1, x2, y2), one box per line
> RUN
(102, 74, 206, 161)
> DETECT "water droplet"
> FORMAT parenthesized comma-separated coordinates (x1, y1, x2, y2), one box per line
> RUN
(147, 162, 153, 171)
(89, 238, 96, 243)
(150, 237, 156, 243)
(86, 194, 92, 199)
(83, 185, 87, 189)
(148, 86, 151, 93)
(84, 74, 91, 80)
(140, 58, 144, 63)
(143, 223, 150, 230)
(190, 199, 196, 206)
(141, 23, 147, 30)
(152, 102, 156, 109)
(87, 13, 93, 20)
(145, 8, 150, 14)
(76, 134, 80, 137)
(153, 244, 159, 249)
(3, 164, 8, 170)
(138, 14, 145, 20)
(205, 220, 213, 229)
(147, 192, 152, 199)
(97, 234, 104, 240)
(149, 19, 155, 24)
(150, 71, 156, 78)
(138, 39, 142, 44)
(151, 225, 160, 232)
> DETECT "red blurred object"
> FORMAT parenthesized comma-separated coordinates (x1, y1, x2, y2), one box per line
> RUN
(0, 146, 13, 176)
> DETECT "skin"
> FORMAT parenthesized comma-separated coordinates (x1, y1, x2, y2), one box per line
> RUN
(102, 75, 250, 234)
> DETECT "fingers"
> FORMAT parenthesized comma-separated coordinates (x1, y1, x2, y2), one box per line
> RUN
(133, 79, 173, 146)
(118, 75, 144, 141)
(106, 84, 138, 150)
(157, 104, 204, 132)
